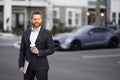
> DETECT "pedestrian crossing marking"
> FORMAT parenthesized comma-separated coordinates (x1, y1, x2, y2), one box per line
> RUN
(82, 54, 120, 59)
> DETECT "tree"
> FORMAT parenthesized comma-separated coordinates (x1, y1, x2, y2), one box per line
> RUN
(95, 0, 101, 25)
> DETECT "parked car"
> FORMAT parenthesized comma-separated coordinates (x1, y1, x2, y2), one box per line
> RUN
(53, 25, 120, 50)
(103, 22, 120, 42)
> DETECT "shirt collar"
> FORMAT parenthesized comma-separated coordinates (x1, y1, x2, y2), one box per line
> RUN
(31, 26, 41, 32)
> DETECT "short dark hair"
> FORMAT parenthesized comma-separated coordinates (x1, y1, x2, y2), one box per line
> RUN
(31, 10, 43, 19)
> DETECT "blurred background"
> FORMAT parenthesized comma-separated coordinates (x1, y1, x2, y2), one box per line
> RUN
(0, 0, 120, 80)
(0, 0, 120, 34)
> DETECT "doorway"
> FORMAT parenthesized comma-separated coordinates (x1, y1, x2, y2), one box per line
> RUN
(12, 13, 25, 30)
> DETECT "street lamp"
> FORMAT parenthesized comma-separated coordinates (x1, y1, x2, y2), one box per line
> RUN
(100, 12, 105, 24)
(100, 12, 105, 17)
(86, 12, 90, 24)
(86, 12, 90, 16)
(105, 0, 107, 27)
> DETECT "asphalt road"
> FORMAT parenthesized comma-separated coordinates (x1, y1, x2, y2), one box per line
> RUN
(0, 45, 120, 80)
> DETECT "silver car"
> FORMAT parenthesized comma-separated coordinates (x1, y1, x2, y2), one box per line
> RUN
(53, 25, 120, 50)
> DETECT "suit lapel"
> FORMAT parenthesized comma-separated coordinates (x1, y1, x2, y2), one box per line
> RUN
(35, 27, 44, 45)
(27, 28, 31, 45)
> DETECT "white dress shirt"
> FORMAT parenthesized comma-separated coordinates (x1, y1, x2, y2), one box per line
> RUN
(30, 26, 41, 47)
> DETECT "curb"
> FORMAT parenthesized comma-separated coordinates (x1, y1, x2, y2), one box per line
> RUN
(0, 32, 18, 40)
(13, 41, 20, 49)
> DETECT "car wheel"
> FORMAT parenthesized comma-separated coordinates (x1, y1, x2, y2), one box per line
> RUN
(108, 38, 119, 48)
(70, 40, 81, 50)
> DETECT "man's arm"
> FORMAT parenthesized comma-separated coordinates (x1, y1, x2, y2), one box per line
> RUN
(38, 31, 54, 57)
(18, 33, 26, 68)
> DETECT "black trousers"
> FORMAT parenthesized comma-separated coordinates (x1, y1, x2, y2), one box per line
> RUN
(24, 66, 48, 80)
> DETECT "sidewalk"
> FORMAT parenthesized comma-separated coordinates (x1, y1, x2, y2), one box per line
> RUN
(0, 32, 21, 40)
(0, 32, 21, 47)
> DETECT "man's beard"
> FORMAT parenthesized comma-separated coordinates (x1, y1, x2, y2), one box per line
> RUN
(32, 22, 41, 28)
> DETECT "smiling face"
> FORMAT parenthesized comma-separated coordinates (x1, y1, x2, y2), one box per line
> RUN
(31, 14, 43, 28)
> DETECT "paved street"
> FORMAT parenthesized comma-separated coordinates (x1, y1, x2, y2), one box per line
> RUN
(0, 33, 120, 80)
(49, 49, 120, 80)
(0, 44, 120, 80)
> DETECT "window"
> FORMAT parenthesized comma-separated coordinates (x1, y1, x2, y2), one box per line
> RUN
(53, 10, 57, 19)
(112, 12, 116, 22)
(53, 8, 60, 19)
(75, 13, 79, 25)
(119, 13, 120, 18)
(12, 13, 24, 28)
(66, 8, 81, 27)
(68, 11, 72, 17)
(118, 13, 120, 25)
(68, 19, 72, 25)
(112, 12, 116, 17)
(91, 28, 108, 33)
(68, 11, 72, 25)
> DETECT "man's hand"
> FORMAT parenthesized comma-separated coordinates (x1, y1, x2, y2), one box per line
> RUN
(30, 47, 39, 55)
(19, 67, 24, 73)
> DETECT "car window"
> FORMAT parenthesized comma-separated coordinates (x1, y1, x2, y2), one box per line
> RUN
(72, 26, 91, 34)
(90, 28, 109, 33)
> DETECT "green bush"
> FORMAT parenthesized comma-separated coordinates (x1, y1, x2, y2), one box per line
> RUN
(12, 27, 23, 35)
(53, 19, 73, 33)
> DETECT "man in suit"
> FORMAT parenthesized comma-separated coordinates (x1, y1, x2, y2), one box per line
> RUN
(18, 10, 54, 80)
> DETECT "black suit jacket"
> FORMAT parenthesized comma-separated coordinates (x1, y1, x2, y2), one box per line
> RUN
(19, 27, 54, 70)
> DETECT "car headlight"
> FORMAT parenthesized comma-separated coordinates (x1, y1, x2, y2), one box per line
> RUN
(64, 38, 72, 44)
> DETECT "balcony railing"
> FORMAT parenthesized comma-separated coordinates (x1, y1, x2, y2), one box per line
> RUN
(12, 0, 47, 1)
(0, 0, 49, 7)
(0, 0, 47, 1)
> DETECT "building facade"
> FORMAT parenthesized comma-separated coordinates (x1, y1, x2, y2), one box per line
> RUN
(87, 0, 106, 25)
(52, 0, 88, 28)
(52, 0, 109, 28)
(0, 0, 53, 32)
(0, 0, 119, 32)
(110, 0, 120, 26)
